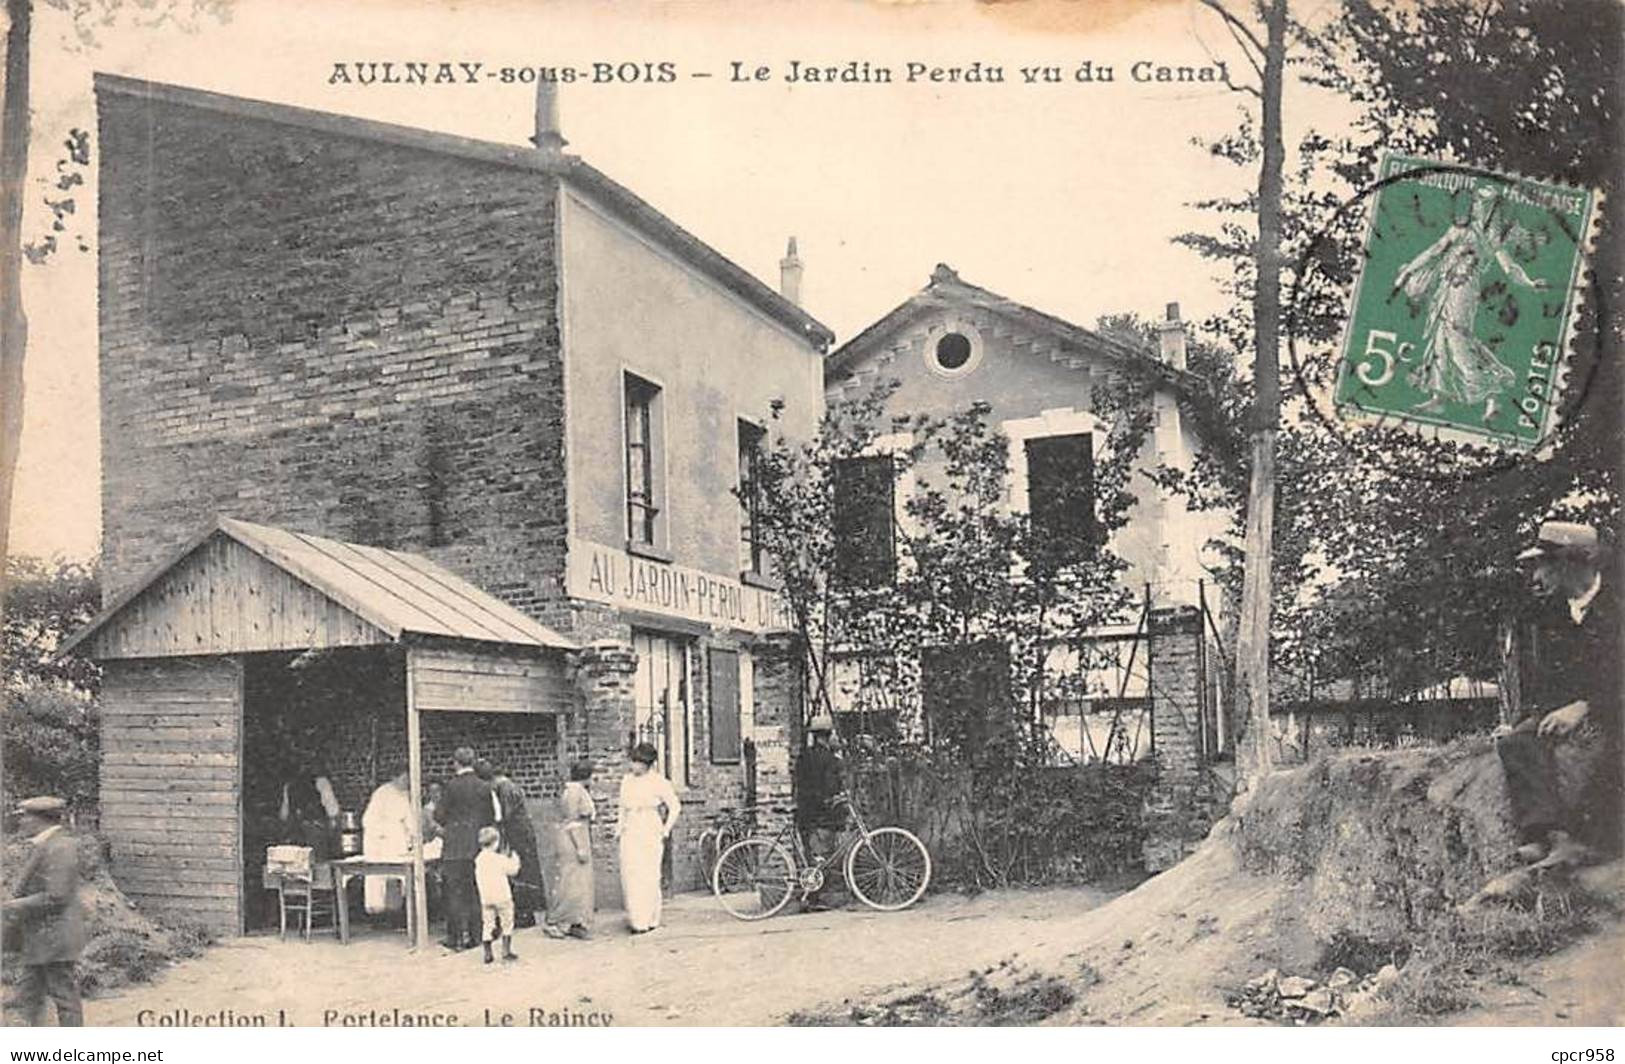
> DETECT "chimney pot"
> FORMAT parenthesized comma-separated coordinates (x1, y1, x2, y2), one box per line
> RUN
(779, 236, 804, 306)
(1157, 301, 1187, 371)
(531, 81, 566, 153)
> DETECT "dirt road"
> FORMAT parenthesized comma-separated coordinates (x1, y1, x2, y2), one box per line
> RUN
(87, 885, 1125, 1028)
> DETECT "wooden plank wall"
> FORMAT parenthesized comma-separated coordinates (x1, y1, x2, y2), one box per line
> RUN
(411, 646, 572, 714)
(91, 535, 388, 659)
(100, 657, 243, 935)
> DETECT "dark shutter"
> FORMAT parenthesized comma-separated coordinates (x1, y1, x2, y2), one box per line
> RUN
(708, 648, 742, 763)
(1025, 433, 1094, 560)
(832, 455, 897, 587)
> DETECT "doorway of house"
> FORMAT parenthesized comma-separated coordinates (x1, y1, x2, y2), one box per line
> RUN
(631, 631, 691, 788)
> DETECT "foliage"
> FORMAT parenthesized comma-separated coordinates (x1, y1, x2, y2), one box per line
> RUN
(21, 127, 90, 264)
(3, 684, 99, 811)
(1171, 0, 1621, 704)
(750, 372, 1163, 885)
(4, 553, 100, 690)
(3, 554, 101, 811)
(852, 752, 1152, 889)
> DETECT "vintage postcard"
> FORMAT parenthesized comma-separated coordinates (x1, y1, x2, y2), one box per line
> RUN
(2, 0, 1620, 1038)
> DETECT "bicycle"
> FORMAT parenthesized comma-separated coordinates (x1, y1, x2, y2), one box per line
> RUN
(710, 792, 932, 920)
(696, 804, 758, 879)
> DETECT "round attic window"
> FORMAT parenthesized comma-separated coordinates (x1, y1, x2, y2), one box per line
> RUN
(935, 333, 972, 370)
(924, 323, 983, 379)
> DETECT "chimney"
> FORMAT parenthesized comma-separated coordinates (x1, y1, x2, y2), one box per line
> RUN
(530, 80, 567, 154)
(1157, 301, 1187, 371)
(779, 237, 804, 306)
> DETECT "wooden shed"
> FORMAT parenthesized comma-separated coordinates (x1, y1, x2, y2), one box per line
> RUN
(63, 517, 577, 944)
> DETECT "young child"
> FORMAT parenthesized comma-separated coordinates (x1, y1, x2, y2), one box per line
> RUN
(474, 825, 520, 963)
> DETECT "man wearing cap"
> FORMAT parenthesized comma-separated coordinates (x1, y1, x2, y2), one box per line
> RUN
(1496, 520, 1621, 872)
(3, 797, 86, 1026)
(794, 714, 847, 910)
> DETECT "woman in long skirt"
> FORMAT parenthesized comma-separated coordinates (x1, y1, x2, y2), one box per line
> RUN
(544, 760, 597, 939)
(616, 742, 680, 934)
(490, 764, 546, 928)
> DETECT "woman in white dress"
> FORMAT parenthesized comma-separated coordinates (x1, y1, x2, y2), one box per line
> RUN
(616, 742, 681, 934)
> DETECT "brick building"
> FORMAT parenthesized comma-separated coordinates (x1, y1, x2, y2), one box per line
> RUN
(81, 74, 832, 930)
(825, 265, 1232, 869)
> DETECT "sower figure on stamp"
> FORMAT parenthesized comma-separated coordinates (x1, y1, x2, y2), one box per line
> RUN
(2, 797, 86, 1027)
(794, 713, 847, 912)
(1472, 521, 1622, 905)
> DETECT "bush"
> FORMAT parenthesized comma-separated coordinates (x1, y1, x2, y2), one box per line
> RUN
(2, 684, 99, 812)
(851, 747, 1152, 889)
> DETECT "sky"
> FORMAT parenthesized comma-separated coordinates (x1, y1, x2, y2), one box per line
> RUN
(8, 0, 1351, 561)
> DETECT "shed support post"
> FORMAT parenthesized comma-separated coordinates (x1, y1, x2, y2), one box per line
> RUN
(405, 648, 430, 951)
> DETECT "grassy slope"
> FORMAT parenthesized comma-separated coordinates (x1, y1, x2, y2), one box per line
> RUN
(792, 740, 1623, 1026)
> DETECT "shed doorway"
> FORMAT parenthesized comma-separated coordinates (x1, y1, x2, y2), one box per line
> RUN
(240, 647, 406, 932)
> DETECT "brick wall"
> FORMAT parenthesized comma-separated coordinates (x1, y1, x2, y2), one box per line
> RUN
(419, 713, 563, 800)
(1142, 605, 1220, 871)
(97, 89, 567, 619)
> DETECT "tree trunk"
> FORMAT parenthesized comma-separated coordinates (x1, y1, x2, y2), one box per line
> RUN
(1232, 0, 1288, 780)
(1, 0, 31, 584)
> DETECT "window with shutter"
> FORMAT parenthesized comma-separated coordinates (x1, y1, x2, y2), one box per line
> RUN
(624, 373, 663, 547)
(832, 455, 897, 587)
(1025, 432, 1095, 561)
(737, 421, 767, 577)
(708, 648, 742, 763)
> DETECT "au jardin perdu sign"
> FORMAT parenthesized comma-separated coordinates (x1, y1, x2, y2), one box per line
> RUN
(567, 537, 793, 634)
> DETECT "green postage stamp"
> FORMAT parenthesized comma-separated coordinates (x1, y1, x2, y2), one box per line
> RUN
(1334, 156, 1601, 451)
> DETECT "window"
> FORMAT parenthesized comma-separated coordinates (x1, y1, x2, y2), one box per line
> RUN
(1025, 432, 1095, 561)
(922, 321, 983, 379)
(832, 455, 897, 587)
(935, 332, 973, 371)
(920, 640, 1011, 756)
(737, 420, 767, 577)
(624, 373, 663, 547)
(708, 648, 742, 763)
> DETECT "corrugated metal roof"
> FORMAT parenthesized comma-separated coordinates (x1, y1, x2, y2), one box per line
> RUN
(62, 517, 576, 656)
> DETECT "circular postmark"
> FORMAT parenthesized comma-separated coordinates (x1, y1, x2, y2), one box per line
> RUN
(1285, 158, 1607, 484)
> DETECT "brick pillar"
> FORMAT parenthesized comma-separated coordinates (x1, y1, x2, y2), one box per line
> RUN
(1143, 605, 1211, 872)
(571, 639, 637, 908)
(750, 631, 804, 836)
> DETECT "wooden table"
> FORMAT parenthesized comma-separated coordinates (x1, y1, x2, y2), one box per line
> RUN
(330, 856, 428, 947)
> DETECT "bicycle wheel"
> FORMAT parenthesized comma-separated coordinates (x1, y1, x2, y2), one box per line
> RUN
(712, 837, 797, 921)
(845, 826, 931, 911)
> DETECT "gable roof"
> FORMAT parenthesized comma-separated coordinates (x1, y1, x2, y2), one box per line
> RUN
(92, 73, 834, 351)
(827, 264, 1206, 393)
(62, 517, 577, 658)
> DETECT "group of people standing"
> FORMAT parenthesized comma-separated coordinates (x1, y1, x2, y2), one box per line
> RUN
(361, 746, 599, 955)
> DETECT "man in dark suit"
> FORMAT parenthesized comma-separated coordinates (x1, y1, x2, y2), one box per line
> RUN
(1495, 521, 1622, 869)
(438, 747, 495, 950)
(3, 797, 86, 1026)
(794, 714, 847, 911)
(1467, 520, 1623, 916)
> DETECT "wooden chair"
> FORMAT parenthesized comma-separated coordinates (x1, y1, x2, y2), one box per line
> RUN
(264, 845, 337, 941)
